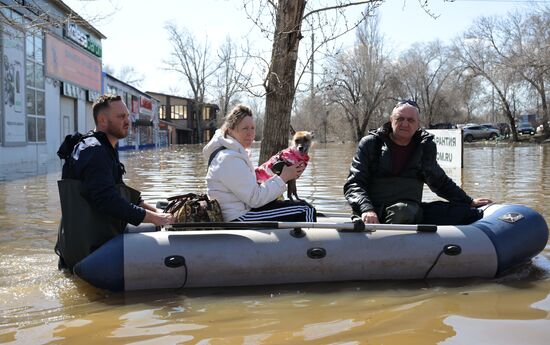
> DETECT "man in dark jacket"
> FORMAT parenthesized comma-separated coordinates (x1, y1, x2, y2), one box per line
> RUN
(55, 94, 173, 270)
(344, 100, 492, 224)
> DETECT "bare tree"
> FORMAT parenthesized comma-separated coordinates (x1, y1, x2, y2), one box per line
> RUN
(244, 0, 383, 163)
(322, 13, 391, 142)
(215, 36, 252, 118)
(104, 64, 144, 87)
(164, 22, 220, 142)
(1, 1, 116, 37)
(453, 16, 521, 141)
(118, 65, 144, 87)
(396, 40, 454, 127)
(452, 72, 486, 124)
(291, 94, 328, 140)
(503, 8, 550, 137)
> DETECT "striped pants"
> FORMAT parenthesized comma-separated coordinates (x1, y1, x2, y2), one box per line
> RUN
(235, 200, 317, 222)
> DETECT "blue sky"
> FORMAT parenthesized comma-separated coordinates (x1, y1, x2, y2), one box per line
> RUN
(64, 0, 537, 96)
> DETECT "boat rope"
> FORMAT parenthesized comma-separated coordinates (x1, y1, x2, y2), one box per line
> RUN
(176, 263, 189, 291)
(423, 249, 445, 280)
(423, 244, 462, 279)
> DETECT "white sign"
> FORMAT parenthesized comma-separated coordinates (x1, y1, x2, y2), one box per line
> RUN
(66, 22, 88, 48)
(2, 26, 26, 144)
(426, 129, 463, 168)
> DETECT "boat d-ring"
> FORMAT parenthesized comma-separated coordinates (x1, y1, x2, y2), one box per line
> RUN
(164, 255, 186, 268)
(307, 247, 327, 259)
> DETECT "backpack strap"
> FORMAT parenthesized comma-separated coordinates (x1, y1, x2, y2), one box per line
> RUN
(208, 146, 227, 166)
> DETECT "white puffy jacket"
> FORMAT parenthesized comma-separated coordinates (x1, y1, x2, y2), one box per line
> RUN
(203, 129, 287, 221)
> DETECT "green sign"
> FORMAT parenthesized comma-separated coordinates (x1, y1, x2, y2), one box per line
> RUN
(87, 37, 102, 58)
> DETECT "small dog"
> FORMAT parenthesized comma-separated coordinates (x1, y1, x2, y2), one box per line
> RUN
(255, 130, 313, 201)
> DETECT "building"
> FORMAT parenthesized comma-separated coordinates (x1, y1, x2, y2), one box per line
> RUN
(518, 113, 539, 126)
(103, 73, 161, 150)
(1, 0, 104, 169)
(146, 91, 219, 144)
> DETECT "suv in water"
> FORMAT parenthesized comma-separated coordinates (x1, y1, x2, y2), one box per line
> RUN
(462, 124, 500, 142)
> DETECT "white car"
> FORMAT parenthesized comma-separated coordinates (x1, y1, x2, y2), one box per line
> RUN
(462, 124, 500, 142)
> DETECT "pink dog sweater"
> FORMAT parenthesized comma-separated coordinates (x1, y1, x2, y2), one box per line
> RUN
(255, 147, 310, 184)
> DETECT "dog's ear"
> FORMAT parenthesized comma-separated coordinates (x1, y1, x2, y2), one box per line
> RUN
(309, 131, 315, 140)
(289, 124, 296, 136)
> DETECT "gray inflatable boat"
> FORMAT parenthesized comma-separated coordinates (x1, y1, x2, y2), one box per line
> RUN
(74, 204, 548, 291)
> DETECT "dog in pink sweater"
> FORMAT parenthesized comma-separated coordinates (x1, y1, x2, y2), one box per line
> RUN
(256, 131, 313, 201)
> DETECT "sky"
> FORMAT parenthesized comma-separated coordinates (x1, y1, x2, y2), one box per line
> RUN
(63, 0, 541, 97)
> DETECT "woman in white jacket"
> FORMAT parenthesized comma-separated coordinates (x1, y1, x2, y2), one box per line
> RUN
(203, 104, 316, 222)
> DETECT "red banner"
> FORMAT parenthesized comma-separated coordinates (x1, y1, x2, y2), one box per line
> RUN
(140, 97, 152, 115)
(45, 34, 101, 92)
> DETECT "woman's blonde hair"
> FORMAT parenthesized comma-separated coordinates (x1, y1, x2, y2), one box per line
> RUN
(221, 104, 253, 136)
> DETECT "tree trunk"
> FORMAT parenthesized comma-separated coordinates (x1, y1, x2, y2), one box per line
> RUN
(537, 77, 549, 137)
(259, 0, 306, 164)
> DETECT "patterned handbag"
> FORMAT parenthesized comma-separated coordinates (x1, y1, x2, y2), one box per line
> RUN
(164, 193, 224, 223)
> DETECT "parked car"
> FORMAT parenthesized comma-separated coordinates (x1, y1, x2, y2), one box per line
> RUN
(462, 124, 500, 142)
(516, 123, 535, 135)
(481, 123, 498, 130)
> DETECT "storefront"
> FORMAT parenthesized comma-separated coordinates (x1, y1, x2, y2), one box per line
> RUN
(0, 0, 104, 170)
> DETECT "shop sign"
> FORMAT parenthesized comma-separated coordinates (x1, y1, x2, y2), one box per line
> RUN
(87, 36, 102, 57)
(67, 22, 87, 47)
(62, 82, 81, 99)
(65, 22, 102, 58)
(45, 34, 101, 92)
(134, 118, 152, 126)
(140, 97, 152, 115)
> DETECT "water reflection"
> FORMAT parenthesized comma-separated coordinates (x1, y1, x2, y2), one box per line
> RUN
(0, 143, 549, 344)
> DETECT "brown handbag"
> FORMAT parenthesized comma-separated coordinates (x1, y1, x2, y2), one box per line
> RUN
(164, 193, 224, 223)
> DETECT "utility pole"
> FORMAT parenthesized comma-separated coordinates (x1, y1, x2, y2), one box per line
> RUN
(491, 86, 495, 123)
(310, 30, 315, 120)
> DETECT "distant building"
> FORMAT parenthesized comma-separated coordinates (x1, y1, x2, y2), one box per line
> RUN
(518, 114, 539, 125)
(146, 92, 219, 145)
(103, 73, 161, 150)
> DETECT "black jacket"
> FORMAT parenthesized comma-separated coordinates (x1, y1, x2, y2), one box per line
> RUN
(344, 123, 473, 215)
(59, 131, 145, 225)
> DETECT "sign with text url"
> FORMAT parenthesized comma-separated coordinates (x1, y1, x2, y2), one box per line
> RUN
(426, 129, 463, 168)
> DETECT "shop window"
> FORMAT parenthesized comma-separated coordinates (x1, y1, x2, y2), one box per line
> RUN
(26, 31, 45, 143)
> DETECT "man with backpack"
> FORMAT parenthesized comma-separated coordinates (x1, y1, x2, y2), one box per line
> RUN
(55, 94, 173, 271)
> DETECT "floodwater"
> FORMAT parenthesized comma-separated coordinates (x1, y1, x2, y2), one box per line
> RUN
(1, 142, 549, 344)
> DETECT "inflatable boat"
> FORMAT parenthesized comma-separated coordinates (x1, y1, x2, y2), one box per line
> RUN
(74, 204, 548, 291)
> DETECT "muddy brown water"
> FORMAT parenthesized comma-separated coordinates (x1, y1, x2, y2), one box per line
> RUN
(1, 143, 549, 344)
